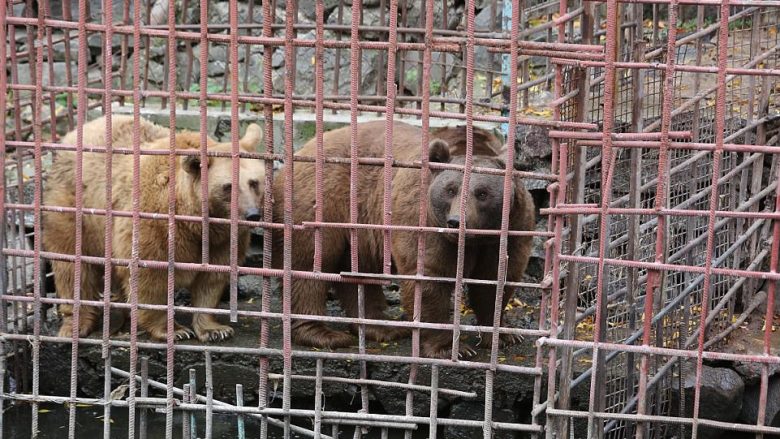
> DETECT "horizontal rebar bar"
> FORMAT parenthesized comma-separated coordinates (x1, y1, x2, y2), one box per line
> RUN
(266, 373, 478, 398)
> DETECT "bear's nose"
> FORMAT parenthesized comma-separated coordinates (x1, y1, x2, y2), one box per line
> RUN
(446, 216, 460, 228)
(245, 207, 262, 222)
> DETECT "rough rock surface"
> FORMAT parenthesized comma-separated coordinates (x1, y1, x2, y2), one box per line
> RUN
(740, 375, 780, 428)
(11, 0, 516, 105)
(672, 364, 745, 439)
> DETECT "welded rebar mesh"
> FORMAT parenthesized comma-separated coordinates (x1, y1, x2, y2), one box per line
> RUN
(552, 2, 780, 438)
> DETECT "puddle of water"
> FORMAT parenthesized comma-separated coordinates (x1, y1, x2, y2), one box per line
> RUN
(3, 402, 427, 438)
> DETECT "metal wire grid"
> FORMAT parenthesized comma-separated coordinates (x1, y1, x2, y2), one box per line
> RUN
(1, 0, 780, 438)
(549, 1, 780, 438)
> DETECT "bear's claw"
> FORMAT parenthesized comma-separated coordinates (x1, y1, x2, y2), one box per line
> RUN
(195, 324, 235, 343)
(146, 323, 195, 342)
(422, 341, 478, 360)
(174, 327, 196, 341)
(476, 332, 524, 349)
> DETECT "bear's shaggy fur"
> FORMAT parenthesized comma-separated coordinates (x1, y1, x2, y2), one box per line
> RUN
(43, 115, 265, 342)
(272, 120, 534, 358)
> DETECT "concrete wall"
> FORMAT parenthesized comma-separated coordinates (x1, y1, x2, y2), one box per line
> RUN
(90, 104, 505, 154)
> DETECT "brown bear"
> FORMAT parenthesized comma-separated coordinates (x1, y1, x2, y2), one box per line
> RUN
(43, 115, 265, 342)
(272, 120, 534, 358)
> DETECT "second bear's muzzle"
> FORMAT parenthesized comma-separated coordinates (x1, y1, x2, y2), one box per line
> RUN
(245, 207, 262, 222)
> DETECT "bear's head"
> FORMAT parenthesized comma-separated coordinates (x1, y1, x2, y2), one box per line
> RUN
(426, 140, 515, 239)
(179, 124, 266, 222)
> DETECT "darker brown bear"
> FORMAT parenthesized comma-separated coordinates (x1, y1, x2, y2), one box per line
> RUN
(43, 115, 265, 342)
(272, 121, 534, 358)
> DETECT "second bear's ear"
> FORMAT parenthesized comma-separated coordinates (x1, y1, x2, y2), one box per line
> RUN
(239, 123, 263, 152)
(428, 139, 451, 164)
(182, 155, 209, 178)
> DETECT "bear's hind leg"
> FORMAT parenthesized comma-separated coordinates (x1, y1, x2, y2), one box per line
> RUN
(399, 280, 477, 359)
(137, 309, 195, 341)
(191, 272, 234, 342)
(291, 278, 354, 349)
(133, 270, 194, 341)
(335, 283, 409, 343)
(54, 261, 102, 338)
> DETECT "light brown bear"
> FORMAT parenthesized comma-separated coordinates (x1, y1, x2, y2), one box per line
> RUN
(43, 115, 265, 342)
(272, 121, 534, 358)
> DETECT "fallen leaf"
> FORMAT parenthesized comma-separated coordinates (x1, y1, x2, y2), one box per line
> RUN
(109, 384, 129, 401)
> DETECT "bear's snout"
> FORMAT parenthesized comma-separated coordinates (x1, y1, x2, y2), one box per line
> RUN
(446, 215, 460, 228)
(245, 207, 262, 222)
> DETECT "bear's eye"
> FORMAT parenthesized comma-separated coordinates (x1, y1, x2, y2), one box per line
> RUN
(249, 179, 260, 191)
(476, 191, 488, 201)
(447, 187, 457, 197)
(222, 183, 232, 193)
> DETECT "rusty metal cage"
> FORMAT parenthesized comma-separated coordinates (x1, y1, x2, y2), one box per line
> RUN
(2, 0, 780, 437)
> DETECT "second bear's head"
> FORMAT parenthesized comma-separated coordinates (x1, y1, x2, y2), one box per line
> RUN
(174, 124, 266, 222)
(426, 139, 515, 237)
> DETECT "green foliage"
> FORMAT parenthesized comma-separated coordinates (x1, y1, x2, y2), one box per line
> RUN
(404, 68, 418, 85)
(188, 81, 227, 107)
(430, 80, 442, 95)
(54, 93, 74, 109)
(728, 17, 752, 31)
(245, 81, 263, 94)
(677, 17, 715, 33)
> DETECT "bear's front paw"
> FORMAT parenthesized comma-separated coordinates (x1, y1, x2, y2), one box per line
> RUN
(57, 316, 98, 338)
(147, 323, 195, 342)
(476, 331, 524, 350)
(422, 340, 477, 360)
(194, 324, 235, 343)
(173, 326, 196, 341)
(293, 322, 354, 349)
(359, 324, 410, 343)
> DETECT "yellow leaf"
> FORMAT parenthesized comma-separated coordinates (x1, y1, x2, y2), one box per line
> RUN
(109, 384, 129, 401)
(39, 409, 51, 414)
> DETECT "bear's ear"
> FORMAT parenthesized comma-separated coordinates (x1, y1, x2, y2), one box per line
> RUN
(239, 123, 263, 152)
(182, 155, 207, 178)
(428, 139, 451, 164)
